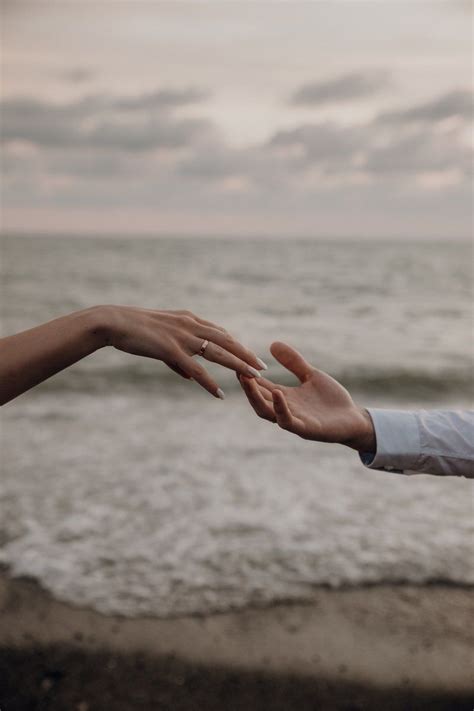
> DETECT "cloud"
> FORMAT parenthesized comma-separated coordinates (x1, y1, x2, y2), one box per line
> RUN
(1, 87, 471, 239)
(87, 117, 211, 151)
(378, 89, 472, 124)
(364, 127, 471, 176)
(3, 88, 469, 184)
(176, 106, 471, 202)
(291, 71, 389, 106)
(59, 67, 96, 84)
(1, 96, 101, 147)
(114, 88, 209, 111)
(268, 123, 368, 170)
(0, 90, 214, 151)
(178, 141, 296, 195)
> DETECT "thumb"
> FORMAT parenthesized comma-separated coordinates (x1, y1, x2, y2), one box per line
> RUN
(270, 342, 313, 383)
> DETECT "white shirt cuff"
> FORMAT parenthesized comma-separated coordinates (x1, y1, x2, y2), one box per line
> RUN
(359, 409, 421, 474)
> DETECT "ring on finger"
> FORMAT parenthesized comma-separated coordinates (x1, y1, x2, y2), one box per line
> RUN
(199, 339, 210, 357)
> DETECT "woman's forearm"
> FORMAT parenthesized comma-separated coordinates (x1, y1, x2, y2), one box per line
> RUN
(0, 306, 108, 405)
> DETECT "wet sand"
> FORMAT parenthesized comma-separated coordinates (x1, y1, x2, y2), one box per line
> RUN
(1, 570, 473, 710)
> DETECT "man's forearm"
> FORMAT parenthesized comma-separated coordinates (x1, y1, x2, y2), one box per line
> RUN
(0, 306, 108, 405)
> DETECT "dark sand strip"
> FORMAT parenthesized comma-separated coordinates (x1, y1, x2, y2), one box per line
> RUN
(1, 571, 473, 710)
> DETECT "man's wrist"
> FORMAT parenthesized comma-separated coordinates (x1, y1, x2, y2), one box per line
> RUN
(345, 407, 376, 452)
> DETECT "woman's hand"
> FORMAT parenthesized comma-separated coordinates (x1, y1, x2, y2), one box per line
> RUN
(0, 305, 267, 405)
(238, 341, 375, 451)
(101, 305, 267, 399)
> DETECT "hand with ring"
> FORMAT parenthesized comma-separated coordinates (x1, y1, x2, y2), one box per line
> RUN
(105, 306, 267, 398)
(0, 305, 268, 404)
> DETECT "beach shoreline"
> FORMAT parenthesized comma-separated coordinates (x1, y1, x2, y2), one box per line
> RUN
(1, 570, 473, 709)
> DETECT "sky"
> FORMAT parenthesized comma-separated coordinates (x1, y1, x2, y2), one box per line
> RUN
(1, 1, 472, 239)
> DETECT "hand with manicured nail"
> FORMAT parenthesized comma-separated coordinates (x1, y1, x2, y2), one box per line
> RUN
(0, 305, 267, 405)
(238, 341, 375, 452)
(105, 306, 267, 399)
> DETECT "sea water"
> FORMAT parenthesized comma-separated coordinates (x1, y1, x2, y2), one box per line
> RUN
(0, 235, 472, 616)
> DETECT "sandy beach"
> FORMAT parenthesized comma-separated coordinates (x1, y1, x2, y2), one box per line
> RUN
(1, 569, 473, 710)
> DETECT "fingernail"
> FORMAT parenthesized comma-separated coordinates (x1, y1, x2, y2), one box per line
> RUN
(247, 366, 261, 378)
(256, 358, 268, 370)
(216, 388, 225, 400)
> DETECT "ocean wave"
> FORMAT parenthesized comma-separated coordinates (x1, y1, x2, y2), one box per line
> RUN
(36, 363, 473, 399)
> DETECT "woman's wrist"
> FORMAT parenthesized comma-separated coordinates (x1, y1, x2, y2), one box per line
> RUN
(85, 305, 121, 349)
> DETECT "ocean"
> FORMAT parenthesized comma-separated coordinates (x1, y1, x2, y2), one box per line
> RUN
(1, 234, 473, 617)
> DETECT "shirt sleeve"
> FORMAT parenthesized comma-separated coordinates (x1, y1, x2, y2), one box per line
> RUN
(360, 409, 474, 478)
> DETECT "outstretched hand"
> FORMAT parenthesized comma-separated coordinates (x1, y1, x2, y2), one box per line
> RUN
(0, 305, 267, 405)
(239, 342, 375, 452)
(103, 306, 267, 399)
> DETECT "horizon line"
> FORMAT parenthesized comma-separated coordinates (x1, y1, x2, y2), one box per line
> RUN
(1, 230, 472, 244)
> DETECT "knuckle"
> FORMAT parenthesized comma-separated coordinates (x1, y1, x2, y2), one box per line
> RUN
(190, 365, 204, 378)
(176, 313, 193, 327)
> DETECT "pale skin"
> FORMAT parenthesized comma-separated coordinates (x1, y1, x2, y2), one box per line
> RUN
(238, 342, 376, 453)
(0, 305, 267, 406)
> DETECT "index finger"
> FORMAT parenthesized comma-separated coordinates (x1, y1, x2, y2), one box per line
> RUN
(199, 327, 268, 372)
(238, 375, 276, 422)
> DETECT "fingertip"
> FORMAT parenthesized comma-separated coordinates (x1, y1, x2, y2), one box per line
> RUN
(270, 341, 288, 357)
(270, 342, 312, 382)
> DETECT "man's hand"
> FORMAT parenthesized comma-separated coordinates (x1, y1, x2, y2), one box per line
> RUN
(239, 342, 376, 452)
